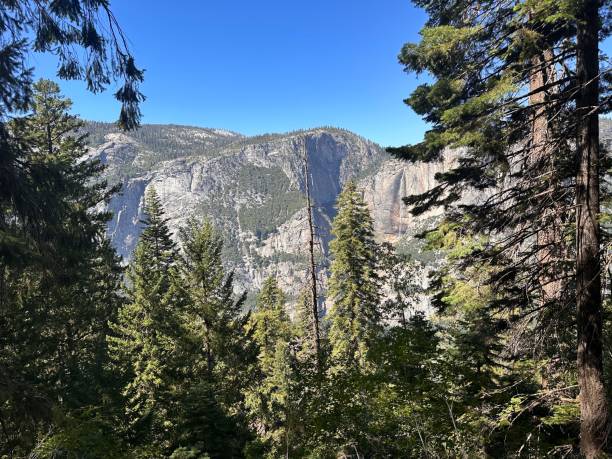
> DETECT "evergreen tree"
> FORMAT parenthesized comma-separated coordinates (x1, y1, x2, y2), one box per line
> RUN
(174, 218, 255, 457)
(327, 181, 382, 371)
(423, 219, 578, 455)
(0, 2, 143, 303)
(294, 286, 325, 365)
(0, 1, 143, 127)
(574, 2, 609, 454)
(246, 277, 292, 373)
(0, 80, 125, 455)
(178, 218, 249, 382)
(276, 286, 330, 456)
(108, 187, 183, 454)
(243, 277, 297, 457)
(335, 245, 443, 456)
(370, 312, 442, 456)
(319, 181, 384, 456)
(137, 188, 178, 274)
(391, 1, 611, 454)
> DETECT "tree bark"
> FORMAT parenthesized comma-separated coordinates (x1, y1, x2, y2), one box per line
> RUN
(575, 1, 609, 455)
(528, 48, 563, 305)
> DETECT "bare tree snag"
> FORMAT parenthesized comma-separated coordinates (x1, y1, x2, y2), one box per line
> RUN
(302, 138, 321, 369)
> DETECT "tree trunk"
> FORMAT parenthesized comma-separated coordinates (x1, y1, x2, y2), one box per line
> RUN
(302, 138, 321, 369)
(528, 48, 563, 305)
(575, 1, 609, 455)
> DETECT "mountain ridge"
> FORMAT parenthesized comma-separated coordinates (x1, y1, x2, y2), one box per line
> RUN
(90, 120, 612, 302)
(86, 122, 460, 301)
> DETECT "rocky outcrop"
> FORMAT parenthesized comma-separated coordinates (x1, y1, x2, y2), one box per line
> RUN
(360, 156, 456, 244)
(88, 123, 443, 299)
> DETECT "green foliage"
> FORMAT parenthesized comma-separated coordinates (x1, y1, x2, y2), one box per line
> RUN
(6, 8, 610, 454)
(108, 207, 256, 456)
(0, 1, 143, 128)
(386, 0, 612, 454)
(171, 218, 255, 456)
(327, 181, 382, 371)
(243, 277, 298, 456)
(2, 89, 543, 457)
(420, 218, 581, 456)
(108, 187, 184, 451)
(246, 277, 292, 368)
(237, 165, 306, 239)
(178, 218, 251, 381)
(32, 408, 128, 459)
(0, 80, 126, 455)
(288, 183, 445, 457)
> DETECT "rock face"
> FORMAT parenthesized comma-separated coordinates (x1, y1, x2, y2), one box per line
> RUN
(87, 122, 441, 299)
(361, 157, 454, 245)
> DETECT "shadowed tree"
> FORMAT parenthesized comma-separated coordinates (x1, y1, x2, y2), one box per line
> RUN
(390, 0, 611, 455)
(0, 80, 125, 455)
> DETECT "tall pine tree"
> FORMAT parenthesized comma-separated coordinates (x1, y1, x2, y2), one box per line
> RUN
(0, 80, 125, 455)
(108, 187, 182, 455)
(243, 276, 297, 457)
(391, 1, 611, 454)
(327, 181, 382, 371)
(324, 181, 383, 456)
(174, 218, 254, 457)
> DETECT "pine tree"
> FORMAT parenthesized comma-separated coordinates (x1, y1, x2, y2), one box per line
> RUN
(574, 1, 608, 454)
(327, 181, 382, 371)
(370, 312, 443, 456)
(0, 1, 143, 289)
(137, 188, 177, 275)
(293, 286, 323, 364)
(108, 187, 182, 453)
(246, 277, 292, 371)
(0, 81, 125, 455)
(178, 218, 247, 380)
(391, 1, 611, 453)
(364, 248, 445, 456)
(243, 276, 297, 457)
(0, 1, 143, 127)
(319, 181, 384, 456)
(0, 0, 143, 454)
(174, 218, 254, 456)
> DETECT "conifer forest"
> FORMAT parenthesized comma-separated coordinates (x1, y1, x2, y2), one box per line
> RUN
(1, 1, 612, 457)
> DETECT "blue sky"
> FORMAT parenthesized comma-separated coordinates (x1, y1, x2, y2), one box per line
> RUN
(30, 0, 428, 147)
(29, 2, 611, 147)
